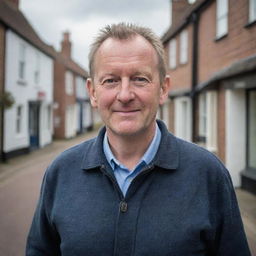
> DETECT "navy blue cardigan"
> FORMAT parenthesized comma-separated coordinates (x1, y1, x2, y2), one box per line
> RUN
(26, 120, 251, 256)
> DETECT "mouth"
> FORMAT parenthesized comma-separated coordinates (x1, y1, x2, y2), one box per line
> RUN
(113, 109, 140, 115)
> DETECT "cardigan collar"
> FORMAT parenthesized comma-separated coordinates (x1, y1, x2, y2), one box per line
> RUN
(81, 120, 179, 171)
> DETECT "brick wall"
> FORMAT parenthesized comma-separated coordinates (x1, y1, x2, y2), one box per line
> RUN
(198, 0, 256, 84)
(53, 61, 65, 139)
(165, 24, 193, 92)
(54, 59, 76, 139)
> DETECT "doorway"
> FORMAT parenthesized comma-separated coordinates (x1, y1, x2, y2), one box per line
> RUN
(29, 102, 40, 149)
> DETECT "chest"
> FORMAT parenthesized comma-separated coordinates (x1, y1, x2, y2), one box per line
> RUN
(51, 170, 213, 256)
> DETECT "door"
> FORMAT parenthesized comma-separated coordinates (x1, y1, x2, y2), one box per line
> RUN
(29, 102, 39, 149)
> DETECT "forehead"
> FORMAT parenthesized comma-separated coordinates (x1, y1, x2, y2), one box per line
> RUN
(93, 35, 158, 72)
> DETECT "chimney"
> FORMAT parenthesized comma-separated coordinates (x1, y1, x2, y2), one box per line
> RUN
(171, 0, 190, 26)
(61, 31, 72, 59)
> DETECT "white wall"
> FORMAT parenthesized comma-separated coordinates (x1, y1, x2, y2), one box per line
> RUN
(4, 30, 53, 152)
(225, 89, 246, 187)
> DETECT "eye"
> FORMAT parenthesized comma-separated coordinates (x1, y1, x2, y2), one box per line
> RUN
(101, 78, 120, 86)
(132, 76, 150, 86)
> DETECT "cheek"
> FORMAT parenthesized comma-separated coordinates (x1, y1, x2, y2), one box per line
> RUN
(96, 91, 116, 110)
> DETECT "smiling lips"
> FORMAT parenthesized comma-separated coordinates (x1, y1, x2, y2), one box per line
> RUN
(113, 109, 140, 115)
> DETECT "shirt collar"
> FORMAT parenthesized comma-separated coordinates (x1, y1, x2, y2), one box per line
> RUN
(81, 120, 179, 171)
(103, 123, 162, 170)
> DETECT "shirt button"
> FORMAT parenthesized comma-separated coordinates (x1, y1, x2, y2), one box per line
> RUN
(120, 201, 128, 213)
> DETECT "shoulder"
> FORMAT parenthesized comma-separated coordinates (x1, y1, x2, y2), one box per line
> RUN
(175, 136, 232, 185)
(44, 136, 98, 180)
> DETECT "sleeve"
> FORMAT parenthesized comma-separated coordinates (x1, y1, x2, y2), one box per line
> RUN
(209, 166, 251, 256)
(26, 169, 61, 256)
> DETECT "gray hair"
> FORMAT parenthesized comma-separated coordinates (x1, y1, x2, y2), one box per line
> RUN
(88, 23, 167, 84)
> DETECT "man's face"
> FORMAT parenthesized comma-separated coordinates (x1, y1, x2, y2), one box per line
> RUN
(87, 35, 170, 138)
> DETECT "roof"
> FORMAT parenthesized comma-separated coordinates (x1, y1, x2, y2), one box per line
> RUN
(161, 0, 208, 44)
(196, 54, 256, 91)
(0, 0, 55, 58)
(54, 52, 89, 78)
(0, 0, 88, 77)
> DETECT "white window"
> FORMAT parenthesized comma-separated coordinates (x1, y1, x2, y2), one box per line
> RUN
(65, 71, 73, 95)
(216, 0, 228, 38)
(34, 52, 40, 84)
(248, 90, 256, 169)
(206, 91, 217, 151)
(199, 93, 207, 137)
(16, 105, 23, 134)
(174, 97, 192, 141)
(18, 44, 26, 80)
(188, 0, 196, 4)
(179, 30, 188, 64)
(249, 0, 256, 23)
(169, 39, 177, 69)
(199, 91, 217, 152)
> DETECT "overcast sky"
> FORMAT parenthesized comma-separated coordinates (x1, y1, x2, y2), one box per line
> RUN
(20, 0, 171, 70)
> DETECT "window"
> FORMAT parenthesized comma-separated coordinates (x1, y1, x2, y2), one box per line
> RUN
(179, 30, 188, 64)
(199, 93, 207, 137)
(248, 90, 256, 169)
(34, 52, 40, 84)
(48, 105, 52, 130)
(169, 39, 177, 69)
(199, 91, 217, 152)
(65, 71, 73, 95)
(216, 0, 228, 38)
(174, 97, 192, 141)
(188, 0, 196, 5)
(249, 0, 256, 23)
(18, 44, 26, 80)
(16, 105, 23, 134)
(206, 91, 217, 151)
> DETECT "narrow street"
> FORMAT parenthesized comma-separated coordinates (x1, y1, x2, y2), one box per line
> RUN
(0, 130, 98, 256)
(0, 129, 255, 256)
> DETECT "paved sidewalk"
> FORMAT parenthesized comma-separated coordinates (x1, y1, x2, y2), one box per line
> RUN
(0, 129, 255, 255)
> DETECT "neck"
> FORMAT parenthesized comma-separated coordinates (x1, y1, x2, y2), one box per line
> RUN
(106, 123, 156, 170)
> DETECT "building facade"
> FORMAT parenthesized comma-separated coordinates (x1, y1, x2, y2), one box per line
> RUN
(53, 32, 93, 139)
(0, 0, 55, 160)
(162, 0, 256, 194)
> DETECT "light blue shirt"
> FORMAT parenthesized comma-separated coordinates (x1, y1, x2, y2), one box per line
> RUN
(103, 124, 161, 196)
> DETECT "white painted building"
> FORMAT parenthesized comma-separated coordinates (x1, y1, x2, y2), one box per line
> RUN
(3, 30, 54, 157)
(76, 76, 93, 134)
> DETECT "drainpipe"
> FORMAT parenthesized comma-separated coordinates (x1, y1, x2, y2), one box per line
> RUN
(191, 11, 199, 142)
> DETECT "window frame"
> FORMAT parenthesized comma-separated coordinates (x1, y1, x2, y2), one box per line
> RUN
(18, 43, 26, 80)
(65, 71, 74, 96)
(16, 105, 23, 134)
(249, 0, 256, 23)
(216, 0, 229, 39)
(179, 29, 188, 65)
(169, 39, 177, 69)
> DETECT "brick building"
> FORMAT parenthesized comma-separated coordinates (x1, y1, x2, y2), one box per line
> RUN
(53, 32, 93, 139)
(162, 0, 256, 194)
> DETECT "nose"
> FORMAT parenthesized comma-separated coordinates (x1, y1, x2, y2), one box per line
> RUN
(116, 78, 135, 103)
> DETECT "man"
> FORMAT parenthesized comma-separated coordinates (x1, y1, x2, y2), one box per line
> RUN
(26, 23, 251, 255)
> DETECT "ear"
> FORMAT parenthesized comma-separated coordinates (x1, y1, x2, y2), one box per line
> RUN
(159, 75, 171, 105)
(86, 78, 98, 108)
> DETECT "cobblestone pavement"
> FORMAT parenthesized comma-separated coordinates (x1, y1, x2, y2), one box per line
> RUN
(0, 129, 255, 255)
